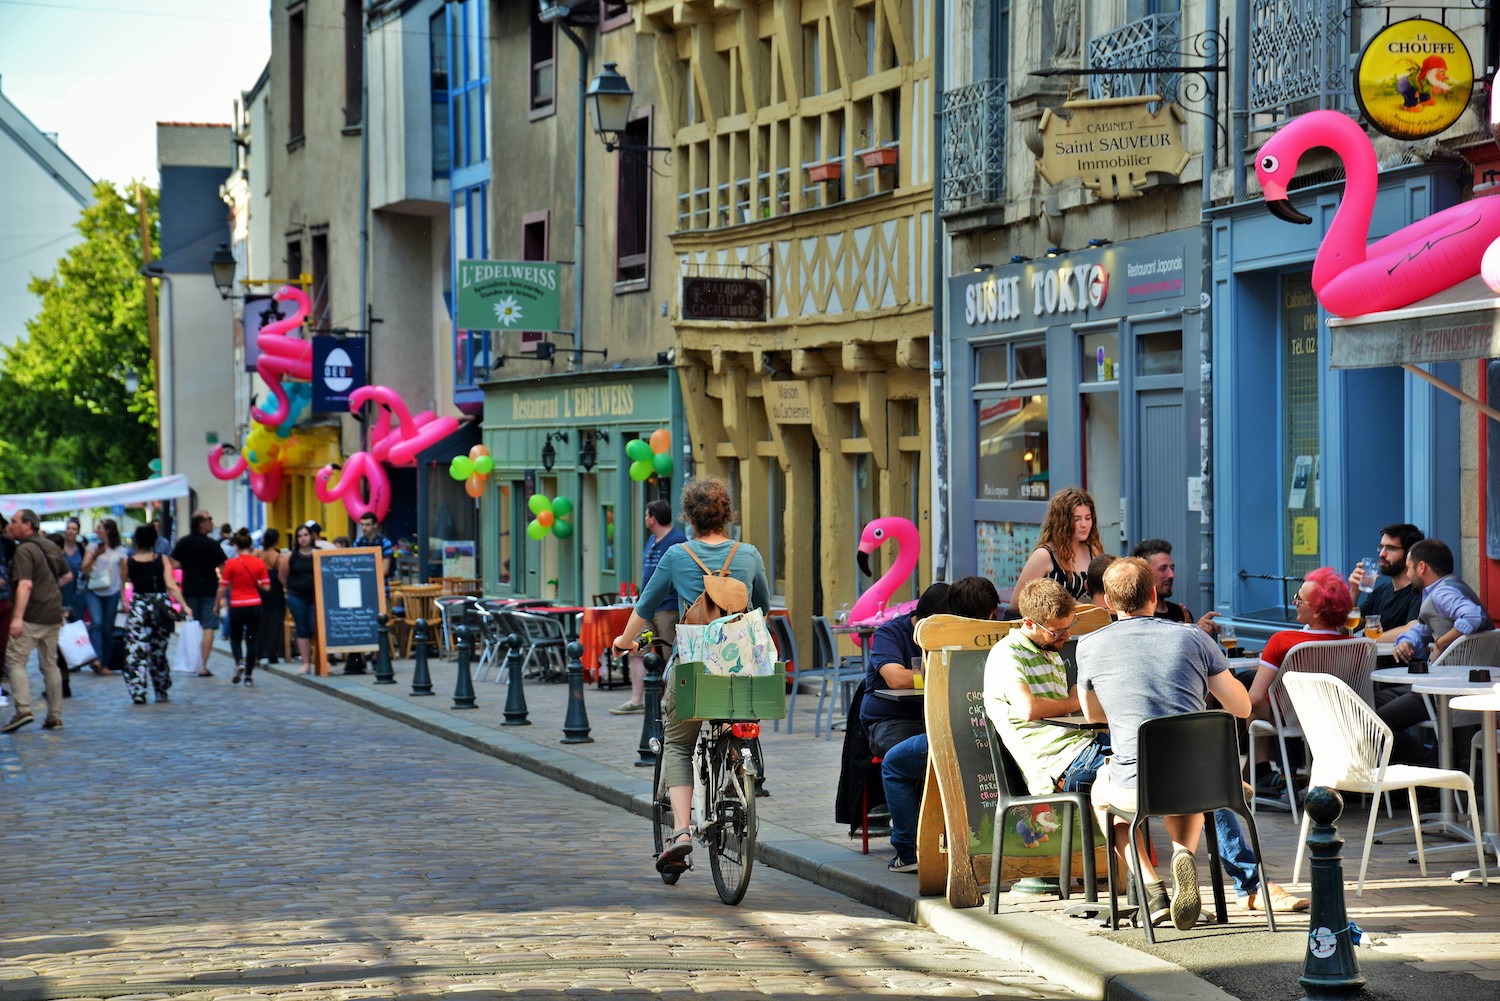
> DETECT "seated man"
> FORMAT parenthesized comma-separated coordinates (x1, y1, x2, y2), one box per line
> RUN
(1078, 558, 1255, 930)
(987, 578, 1306, 917)
(1131, 539, 1219, 636)
(870, 576, 999, 873)
(1346, 523, 1424, 636)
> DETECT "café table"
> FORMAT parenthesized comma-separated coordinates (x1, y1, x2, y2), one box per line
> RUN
(1449, 691, 1500, 862)
(1042, 713, 1107, 730)
(579, 604, 636, 686)
(1407, 671, 1499, 854)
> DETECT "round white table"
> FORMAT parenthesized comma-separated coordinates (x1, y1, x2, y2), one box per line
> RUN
(1410, 673, 1499, 858)
(1370, 664, 1470, 686)
(1450, 691, 1500, 862)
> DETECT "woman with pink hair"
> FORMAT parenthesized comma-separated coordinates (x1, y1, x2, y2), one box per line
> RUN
(1247, 567, 1357, 718)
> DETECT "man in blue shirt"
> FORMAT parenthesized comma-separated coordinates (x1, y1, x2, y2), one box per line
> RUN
(609, 500, 686, 715)
(1393, 538, 1494, 663)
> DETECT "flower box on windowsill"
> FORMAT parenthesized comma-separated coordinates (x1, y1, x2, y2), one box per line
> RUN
(806, 161, 842, 184)
(859, 147, 899, 169)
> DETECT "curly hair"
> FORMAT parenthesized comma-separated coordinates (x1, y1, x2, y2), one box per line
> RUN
(1037, 487, 1103, 559)
(1303, 566, 1353, 628)
(679, 477, 735, 536)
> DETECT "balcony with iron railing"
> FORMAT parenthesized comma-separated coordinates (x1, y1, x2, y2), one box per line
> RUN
(940, 78, 1007, 213)
(1246, 0, 1353, 130)
(1089, 12, 1182, 105)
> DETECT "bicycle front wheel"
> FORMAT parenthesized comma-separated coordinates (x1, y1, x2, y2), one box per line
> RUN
(708, 735, 759, 905)
(651, 737, 681, 885)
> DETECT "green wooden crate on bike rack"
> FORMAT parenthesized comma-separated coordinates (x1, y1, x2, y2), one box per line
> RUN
(674, 663, 787, 720)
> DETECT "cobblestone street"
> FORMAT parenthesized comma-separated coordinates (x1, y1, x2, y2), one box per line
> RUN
(0, 660, 1080, 1001)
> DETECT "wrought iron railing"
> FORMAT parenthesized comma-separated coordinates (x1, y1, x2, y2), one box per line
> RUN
(1088, 13, 1181, 104)
(940, 78, 1007, 212)
(1246, 0, 1352, 127)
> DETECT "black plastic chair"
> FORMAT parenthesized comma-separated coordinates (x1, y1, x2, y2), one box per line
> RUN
(1102, 710, 1277, 943)
(983, 717, 1097, 910)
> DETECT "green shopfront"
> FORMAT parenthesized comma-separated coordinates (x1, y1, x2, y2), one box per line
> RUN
(480, 367, 684, 602)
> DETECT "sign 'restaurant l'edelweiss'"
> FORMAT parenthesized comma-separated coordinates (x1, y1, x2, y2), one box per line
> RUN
(1036, 96, 1190, 200)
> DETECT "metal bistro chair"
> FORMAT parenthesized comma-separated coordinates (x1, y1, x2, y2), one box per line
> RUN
(469, 601, 514, 682)
(1102, 711, 1277, 943)
(983, 716, 1097, 910)
(767, 615, 800, 733)
(1248, 638, 1377, 823)
(810, 615, 866, 740)
(508, 609, 568, 681)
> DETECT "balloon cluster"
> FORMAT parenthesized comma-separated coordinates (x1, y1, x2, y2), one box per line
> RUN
(527, 493, 574, 541)
(626, 428, 673, 482)
(449, 444, 494, 499)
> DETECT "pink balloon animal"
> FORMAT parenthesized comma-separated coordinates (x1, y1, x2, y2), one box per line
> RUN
(1257, 110, 1500, 317)
(249, 463, 282, 503)
(251, 286, 313, 426)
(848, 517, 921, 631)
(350, 385, 462, 467)
(206, 444, 285, 503)
(315, 451, 391, 522)
(1482, 73, 1500, 295)
(206, 444, 247, 481)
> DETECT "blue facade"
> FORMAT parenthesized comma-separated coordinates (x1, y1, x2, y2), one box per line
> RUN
(158, 165, 230, 274)
(447, 0, 490, 412)
(1208, 163, 1463, 628)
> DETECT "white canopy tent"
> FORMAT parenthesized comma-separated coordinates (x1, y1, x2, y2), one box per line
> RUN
(0, 474, 191, 519)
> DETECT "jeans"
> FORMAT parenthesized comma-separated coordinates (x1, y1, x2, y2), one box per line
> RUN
(84, 590, 120, 668)
(285, 593, 314, 639)
(880, 733, 929, 864)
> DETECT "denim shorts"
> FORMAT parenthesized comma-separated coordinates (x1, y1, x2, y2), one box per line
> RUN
(1057, 736, 1112, 793)
(186, 596, 219, 630)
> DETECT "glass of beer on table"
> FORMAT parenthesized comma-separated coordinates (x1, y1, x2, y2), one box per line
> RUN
(1345, 605, 1362, 633)
(1363, 614, 1382, 640)
(1220, 624, 1238, 654)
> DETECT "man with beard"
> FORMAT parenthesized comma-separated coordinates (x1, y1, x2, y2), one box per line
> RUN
(1131, 539, 1218, 637)
(985, 577, 1305, 919)
(1346, 523, 1423, 633)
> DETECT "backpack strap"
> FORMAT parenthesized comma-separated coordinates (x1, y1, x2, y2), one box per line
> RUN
(681, 544, 714, 575)
(717, 541, 741, 576)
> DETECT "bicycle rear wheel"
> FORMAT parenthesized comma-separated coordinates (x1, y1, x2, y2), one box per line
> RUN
(651, 739, 681, 885)
(708, 735, 759, 905)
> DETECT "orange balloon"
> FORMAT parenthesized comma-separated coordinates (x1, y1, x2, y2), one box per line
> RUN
(465, 472, 485, 498)
(537, 510, 555, 528)
(649, 428, 671, 453)
(469, 444, 490, 460)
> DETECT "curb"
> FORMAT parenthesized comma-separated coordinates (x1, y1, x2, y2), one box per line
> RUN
(262, 661, 1236, 1001)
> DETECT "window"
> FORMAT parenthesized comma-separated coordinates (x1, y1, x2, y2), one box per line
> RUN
(616, 114, 651, 286)
(344, 0, 363, 128)
(1281, 272, 1321, 576)
(288, 5, 305, 144)
(530, 10, 555, 115)
(599, 1, 631, 31)
(451, 0, 488, 171)
(974, 338, 1049, 502)
(452, 181, 491, 388)
(600, 503, 616, 573)
(286, 238, 302, 285)
(430, 9, 449, 177)
(496, 482, 513, 585)
(310, 232, 330, 331)
(520, 211, 549, 351)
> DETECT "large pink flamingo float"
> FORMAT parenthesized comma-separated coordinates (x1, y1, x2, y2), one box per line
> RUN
(848, 517, 921, 634)
(250, 285, 314, 426)
(1256, 110, 1500, 317)
(315, 451, 391, 523)
(350, 385, 461, 466)
(1480, 73, 1500, 294)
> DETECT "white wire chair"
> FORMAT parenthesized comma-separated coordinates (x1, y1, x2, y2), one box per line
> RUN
(1282, 672, 1488, 895)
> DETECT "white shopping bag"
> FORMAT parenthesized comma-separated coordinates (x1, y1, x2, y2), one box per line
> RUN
(171, 619, 205, 674)
(59, 620, 98, 669)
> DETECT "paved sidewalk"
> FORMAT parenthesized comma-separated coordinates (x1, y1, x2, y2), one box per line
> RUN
(263, 647, 1499, 1001)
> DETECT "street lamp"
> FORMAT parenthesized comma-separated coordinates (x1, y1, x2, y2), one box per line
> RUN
(209, 243, 237, 299)
(122, 368, 141, 394)
(585, 62, 672, 156)
(541, 431, 569, 472)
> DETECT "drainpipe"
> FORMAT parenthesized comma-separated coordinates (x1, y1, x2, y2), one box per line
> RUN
(558, 21, 588, 366)
(1199, 0, 1222, 608)
(357, 1, 371, 447)
(1232, 0, 1249, 202)
(930, 0, 949, 582)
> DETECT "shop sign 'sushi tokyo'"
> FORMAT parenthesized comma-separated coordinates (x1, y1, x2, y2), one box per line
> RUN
(964, 261, 1109, 325)
(1035, 96, 1190, 200)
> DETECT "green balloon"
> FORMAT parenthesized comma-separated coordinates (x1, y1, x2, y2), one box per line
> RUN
(526, 519, 548, 541)
(606, 522, 615, 541)
(651, 452, 674, 478)
(551, 519, 573, 539)
(450, 456, 473, 480)
(529, 493, 550, 515)
(473, 455, 494, 475)
(629, 460, 653, 482)
(551, 495, 573, 518)
(625, 439, 653, 462)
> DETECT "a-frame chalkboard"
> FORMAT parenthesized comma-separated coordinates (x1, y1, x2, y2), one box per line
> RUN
(312, 547, 387, 677)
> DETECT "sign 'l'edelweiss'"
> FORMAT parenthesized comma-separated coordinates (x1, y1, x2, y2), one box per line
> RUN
(1036, 96, 1190, 200)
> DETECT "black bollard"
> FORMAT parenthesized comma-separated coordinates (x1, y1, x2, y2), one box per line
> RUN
(373, 613, 396, 685)
(409, 619, 435, 696)
(451, 623, 477, 709)
(636, 649, 664, 767)
(502, 633, 530, 725)
(1299, 786, 1365, 999)
(561, 640, 593, 744)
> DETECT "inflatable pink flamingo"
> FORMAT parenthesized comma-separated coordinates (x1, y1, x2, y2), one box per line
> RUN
(249, 463, 282, 503)
(206, 444, 248, 481)
(251, 286, 313, 426)
(1256, 110, 1500, 317)
(1480, 74, 1500, 294)
(315, 451, 391, 522)
(848, 517, 921, 631)
(350, 385, 462, 466)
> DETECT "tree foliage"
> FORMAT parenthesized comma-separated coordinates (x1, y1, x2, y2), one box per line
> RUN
(0, 180, 159, 492)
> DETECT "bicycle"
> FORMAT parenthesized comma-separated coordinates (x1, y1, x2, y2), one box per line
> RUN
(650, 715, 763, 905)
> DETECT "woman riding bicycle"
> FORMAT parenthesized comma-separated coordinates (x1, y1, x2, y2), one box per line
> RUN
(612, 477, 771, 875)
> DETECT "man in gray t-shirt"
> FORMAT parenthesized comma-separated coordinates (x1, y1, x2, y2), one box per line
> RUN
(1078, 557, 1251, 931)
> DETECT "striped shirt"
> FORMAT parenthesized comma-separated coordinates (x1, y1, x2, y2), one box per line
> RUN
(983, 629, 1094, 796)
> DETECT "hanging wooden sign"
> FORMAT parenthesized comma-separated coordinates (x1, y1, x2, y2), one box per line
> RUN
(1036, 96, 1190, 200)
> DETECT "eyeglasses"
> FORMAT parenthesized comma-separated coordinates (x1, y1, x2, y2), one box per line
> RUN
(1292, 595, 1311, 606)
(1032, 617, 1076, 641)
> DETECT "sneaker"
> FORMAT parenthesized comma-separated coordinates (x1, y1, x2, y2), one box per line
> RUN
(1169, 850, 1201, 930)
(608, 701, 646, 715)
(1, 711, 34, 733)
(243, 676, 254, 687)
(888, 855, 919, 873)
(232, 666, 244, 684)
(1143, 880, 1172, 926)
(42, 716, 62, 730)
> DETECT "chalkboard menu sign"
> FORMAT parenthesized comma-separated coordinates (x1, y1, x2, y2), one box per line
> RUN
(312, 547, 387, 676)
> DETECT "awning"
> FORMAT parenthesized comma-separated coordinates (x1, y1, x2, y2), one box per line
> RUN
(1327, 274, 1500, 422)
(0, 474, 191, 519)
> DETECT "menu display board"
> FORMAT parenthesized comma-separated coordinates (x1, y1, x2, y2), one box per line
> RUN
(312, 547, 387, 676)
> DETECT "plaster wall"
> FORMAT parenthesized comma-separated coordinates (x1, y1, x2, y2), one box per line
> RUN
(164, 274, 235, 520)
(0, 129, 90, 351)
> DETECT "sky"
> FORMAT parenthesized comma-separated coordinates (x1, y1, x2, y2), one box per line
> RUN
(0, 0, 271, 187)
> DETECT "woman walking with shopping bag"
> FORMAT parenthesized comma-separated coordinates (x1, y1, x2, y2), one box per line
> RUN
(122, 524, 189, 704)
(216, 530, 269, 686)
(81, 518, 127, 676)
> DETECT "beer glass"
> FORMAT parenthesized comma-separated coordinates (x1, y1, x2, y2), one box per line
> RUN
(1363, 614, 1383, 640)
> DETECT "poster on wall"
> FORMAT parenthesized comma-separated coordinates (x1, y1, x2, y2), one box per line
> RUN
(443, 540, 476, 578)
(976, 521, 1041, 603)
(1354, 19, 1473, 141)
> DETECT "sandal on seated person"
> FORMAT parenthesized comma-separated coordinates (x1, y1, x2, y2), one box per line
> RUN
(656, 828, 693, 873)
